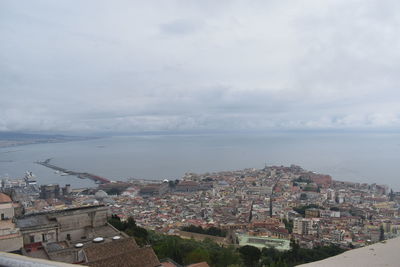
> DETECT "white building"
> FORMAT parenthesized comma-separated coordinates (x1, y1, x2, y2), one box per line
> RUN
(293, 218, 320, 236)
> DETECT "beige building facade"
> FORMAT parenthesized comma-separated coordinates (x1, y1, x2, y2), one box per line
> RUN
(0, 193, 23, 252)
(17, 205, 109, 245)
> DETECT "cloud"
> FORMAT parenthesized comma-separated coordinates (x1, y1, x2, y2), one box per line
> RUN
(0, 0, 399, 133)
(160, 19, 204, 36)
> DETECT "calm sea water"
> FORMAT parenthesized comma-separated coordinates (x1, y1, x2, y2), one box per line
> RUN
(0, 133, 399, 189)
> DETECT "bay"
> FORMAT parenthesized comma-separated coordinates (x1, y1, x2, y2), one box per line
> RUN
(0, 132, 399, 189)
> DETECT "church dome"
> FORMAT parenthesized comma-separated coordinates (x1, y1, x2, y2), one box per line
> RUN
(95, 190, 108, 200)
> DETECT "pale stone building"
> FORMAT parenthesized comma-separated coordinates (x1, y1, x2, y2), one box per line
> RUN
(17, 205, 110, 245)
(293, 217, 320, 236)
(0, 193, 23, 252)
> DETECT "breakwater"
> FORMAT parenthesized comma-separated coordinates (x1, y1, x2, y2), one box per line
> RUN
(36, 158, 111, 184)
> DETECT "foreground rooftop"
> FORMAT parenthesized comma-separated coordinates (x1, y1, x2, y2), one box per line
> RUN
(298, 236, 400, 267)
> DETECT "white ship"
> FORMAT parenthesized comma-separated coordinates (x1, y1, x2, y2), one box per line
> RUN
(24, 171, 37, 185)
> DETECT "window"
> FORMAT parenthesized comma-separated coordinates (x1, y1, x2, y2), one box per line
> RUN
(30, 235, 35, 243)
(42, 234, 47, 242)
(66, 234, 71, 241)
(1, 214, 4, 220)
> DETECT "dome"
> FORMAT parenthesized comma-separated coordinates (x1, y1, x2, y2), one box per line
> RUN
(0, 193, 12, 203)
(95, 190, 108, 200)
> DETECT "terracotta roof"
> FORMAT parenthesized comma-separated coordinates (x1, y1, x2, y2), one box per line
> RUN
(86, 247, 160, 267)
(159, 262, 177, 267)
(186, 262, 210, 267)
(84, 238, 138, 262)
(0, 193, 12, 203)
(84, 238, 160, 267)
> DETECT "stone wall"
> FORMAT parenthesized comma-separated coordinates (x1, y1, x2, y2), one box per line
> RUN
(58, 228, 86, 242)
(56, 208, 108, 231)
(0, 203, 14, 220)
(22, 229, 57, 244)
(0, 235, 23, 252)
(19, 206, 109, 245)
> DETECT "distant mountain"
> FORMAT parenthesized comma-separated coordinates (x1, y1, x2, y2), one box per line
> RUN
(0, 132, 93, 140)
(0, 132, 97, 148)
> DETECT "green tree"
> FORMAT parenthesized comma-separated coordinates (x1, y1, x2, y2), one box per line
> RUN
(260, 243, 345, 266)
(282, 219, 293, 233)
(108, 215, 149, 246)
(153, 235, 183, 264)
(239, 245, 261, 267)
(181, 225, 227, 237)
(379, 225, 385, 241)
(108, 214, 126, 230)
(205, 240, 242, 267)
(149, 231, 242, 267)
(106, 187, 122, 195)
(184, 247, 210, 265)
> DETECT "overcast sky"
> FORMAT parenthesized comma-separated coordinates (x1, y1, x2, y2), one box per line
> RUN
(1, 0, 400, 133)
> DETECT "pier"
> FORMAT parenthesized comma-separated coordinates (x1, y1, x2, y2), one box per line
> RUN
(36, 159, 111, 184)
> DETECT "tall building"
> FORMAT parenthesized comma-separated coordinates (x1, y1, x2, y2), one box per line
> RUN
(293, 218, 320, 236)
(40, 184, 60, 199)
(269, 197, 273, 218)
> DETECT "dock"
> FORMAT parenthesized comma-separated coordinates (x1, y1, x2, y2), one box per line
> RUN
(36, 159, 111, 184)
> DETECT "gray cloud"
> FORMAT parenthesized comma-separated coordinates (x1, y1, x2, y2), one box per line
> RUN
(0, 0, 399, 133)
(160, 19, 204, 36)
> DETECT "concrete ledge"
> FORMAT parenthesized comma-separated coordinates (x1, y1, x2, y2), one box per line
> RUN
(0, 252, 84, 267)
(297, 237, 400, 267)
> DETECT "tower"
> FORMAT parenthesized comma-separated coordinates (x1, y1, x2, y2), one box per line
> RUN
(269, 197, 273, 218)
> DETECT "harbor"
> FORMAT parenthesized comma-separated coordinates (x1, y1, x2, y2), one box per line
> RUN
(36, 158, 111, 184)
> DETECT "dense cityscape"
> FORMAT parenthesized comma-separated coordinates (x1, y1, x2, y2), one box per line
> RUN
(0, 163, 398, 266)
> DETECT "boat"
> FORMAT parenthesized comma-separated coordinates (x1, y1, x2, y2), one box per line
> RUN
(24, 171, 37, 185)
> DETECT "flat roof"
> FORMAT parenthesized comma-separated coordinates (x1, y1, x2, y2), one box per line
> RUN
(17, 205, 107, 229)
(16, 214, 55, 229)
(237, 234, 291, 251)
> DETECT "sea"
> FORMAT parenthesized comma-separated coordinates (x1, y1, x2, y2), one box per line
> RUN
(0, 132, 399, 189)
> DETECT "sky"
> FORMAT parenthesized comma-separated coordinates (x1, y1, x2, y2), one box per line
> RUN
(1, 0, 400, 134)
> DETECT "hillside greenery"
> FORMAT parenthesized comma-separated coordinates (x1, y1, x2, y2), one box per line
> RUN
(259, 240, 346, 267)
(181, 224, 227, 237)
(108, 215, 346, 267)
